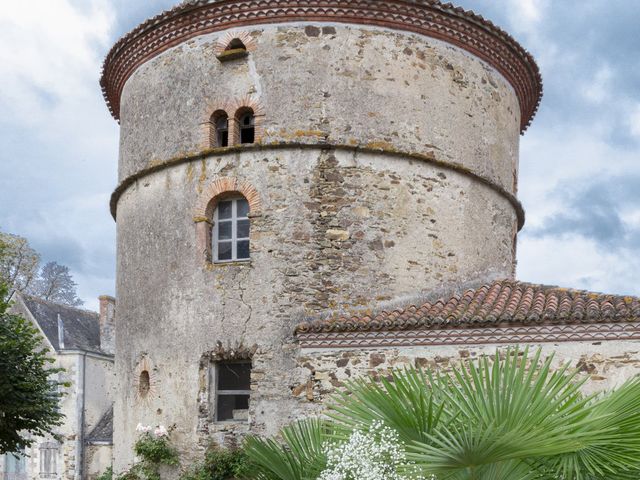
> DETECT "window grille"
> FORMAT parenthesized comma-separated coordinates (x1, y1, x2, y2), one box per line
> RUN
(214, 361, 251, 422)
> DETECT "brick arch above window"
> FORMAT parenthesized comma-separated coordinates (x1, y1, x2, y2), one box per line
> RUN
(194, 177, 262, 222)
(214, 30, 257, 57)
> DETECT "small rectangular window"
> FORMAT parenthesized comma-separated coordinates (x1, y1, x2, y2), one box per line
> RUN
(215, 361, 251, 422)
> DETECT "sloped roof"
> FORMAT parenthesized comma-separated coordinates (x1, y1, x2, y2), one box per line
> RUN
(86, 407, 113, 444)
(295, 280, 640, 334)
(20, 294, 104, 354)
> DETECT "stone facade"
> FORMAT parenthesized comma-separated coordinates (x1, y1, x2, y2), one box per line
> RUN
(110, 18, 523, 468)
(1, 295, 115, 480)
(100, 1, 637, 473)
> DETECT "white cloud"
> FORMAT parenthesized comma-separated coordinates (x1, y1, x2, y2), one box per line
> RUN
(504, 0, 550, 34)
(0, 0, 113, 125)
(581, 65, 614, 104)
(0, 0, 118, 308)
(629, 103, 640, 138)
(518, 235, 640, 296)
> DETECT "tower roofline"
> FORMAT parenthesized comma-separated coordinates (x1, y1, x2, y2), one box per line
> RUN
(100, 0, 543, 133)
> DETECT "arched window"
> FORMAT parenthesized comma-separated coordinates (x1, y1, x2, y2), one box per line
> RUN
(226, 38, 247, 52)
(139, 370, 150, 397)
(210, 110, 229, 147)
(236, 108, 255, 144)
(213, 197, 250, 262)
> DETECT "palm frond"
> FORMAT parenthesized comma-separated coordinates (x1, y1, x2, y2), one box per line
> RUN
(243, 418, 332, 480)
(328, 366, 448, 445)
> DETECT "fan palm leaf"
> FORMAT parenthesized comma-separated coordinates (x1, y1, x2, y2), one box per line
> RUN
(243, 417, 331, 480)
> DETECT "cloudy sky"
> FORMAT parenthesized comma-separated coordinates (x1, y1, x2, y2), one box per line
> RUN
(1, 1, 639, 310)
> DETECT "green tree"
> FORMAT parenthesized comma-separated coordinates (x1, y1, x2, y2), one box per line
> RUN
(244, 347, 640, 480)
(0, 239, 66, 454)
(30, 261, 83, 306)
(0, 231, 40, 297)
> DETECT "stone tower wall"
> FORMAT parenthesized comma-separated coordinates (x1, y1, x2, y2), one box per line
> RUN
(112, 23, 523, 468)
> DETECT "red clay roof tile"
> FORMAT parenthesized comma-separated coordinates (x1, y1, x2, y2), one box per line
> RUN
(294, 280, 640, 335)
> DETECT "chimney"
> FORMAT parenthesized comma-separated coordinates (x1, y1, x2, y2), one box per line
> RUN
(98, 295, 116, 355)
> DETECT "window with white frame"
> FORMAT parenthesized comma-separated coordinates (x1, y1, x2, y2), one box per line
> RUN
(213, 197, 250, 262)
(4, 449, 26, 480)
(214, 361, 251, 422)
(39, 442, 58, 478)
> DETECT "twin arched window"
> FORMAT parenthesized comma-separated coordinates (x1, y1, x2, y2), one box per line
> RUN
(210, 108, 255, 148)
(213, 197, 250, 262)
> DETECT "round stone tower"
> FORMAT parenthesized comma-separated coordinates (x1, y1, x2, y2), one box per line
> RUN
(101, 0, 541, 468)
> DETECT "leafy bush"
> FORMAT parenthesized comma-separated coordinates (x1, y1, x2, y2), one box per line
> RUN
(135, 433, 179, 467)
(244, 347, 640, 480)
(96, 467, 113, 480)
(180, 445, 251, 480)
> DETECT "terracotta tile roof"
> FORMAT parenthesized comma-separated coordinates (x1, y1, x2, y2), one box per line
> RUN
(295, 280, 640, 334)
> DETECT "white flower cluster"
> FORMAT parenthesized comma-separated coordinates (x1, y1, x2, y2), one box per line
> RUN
(318, 421, 426, 480)
(135, 423, 169, 438)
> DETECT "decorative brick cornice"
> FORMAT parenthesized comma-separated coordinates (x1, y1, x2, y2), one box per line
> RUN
(100, 0, 542, 133)
(297, 322, 640, 349)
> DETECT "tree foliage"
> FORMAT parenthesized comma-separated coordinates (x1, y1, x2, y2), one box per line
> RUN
(0, 282, 66, 454)
(0, 229, 83, 306)
(30, 261, 83, 306)
(0, 231, 40, 297)
(244, 347, 640, 480)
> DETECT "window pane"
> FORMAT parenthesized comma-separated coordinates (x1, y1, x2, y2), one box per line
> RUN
(216, 116, 228, 129)
(237, 219, 250, 238)
(217, 241, 232, 261)
(240, 127, 255, 144)
(217, 394, 249, 421)
(237, 240, 250, 260)
(237, 199, 249, 218)
(217, 201, 232, 219)
(218, 130, 228, 147)
(218, 221, 232, 240)
(217, 362, 251, 390)
(216, 395, 235, 421)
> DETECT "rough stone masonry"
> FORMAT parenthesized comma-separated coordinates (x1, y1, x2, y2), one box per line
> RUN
(99, 0, 640, 472)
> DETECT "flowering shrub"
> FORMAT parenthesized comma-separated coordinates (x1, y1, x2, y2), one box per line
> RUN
(318, 421, 425, 480)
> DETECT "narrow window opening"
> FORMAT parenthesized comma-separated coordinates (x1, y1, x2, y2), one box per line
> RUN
(226, 38, 246, 51)
(213, 197, 250, 262)
(210, 111, 229, 148)
(215, 361, 251, 422)
(139, 370, 150, 397)
(239, 111, 255, 144)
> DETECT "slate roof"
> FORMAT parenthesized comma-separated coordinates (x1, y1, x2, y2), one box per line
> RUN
(86, 407, 113, 444)
(295, 280, 640, 334)
(20, 294, 104, 354)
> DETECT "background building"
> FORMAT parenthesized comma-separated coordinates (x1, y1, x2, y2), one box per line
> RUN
(0, 295, 115, 480)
